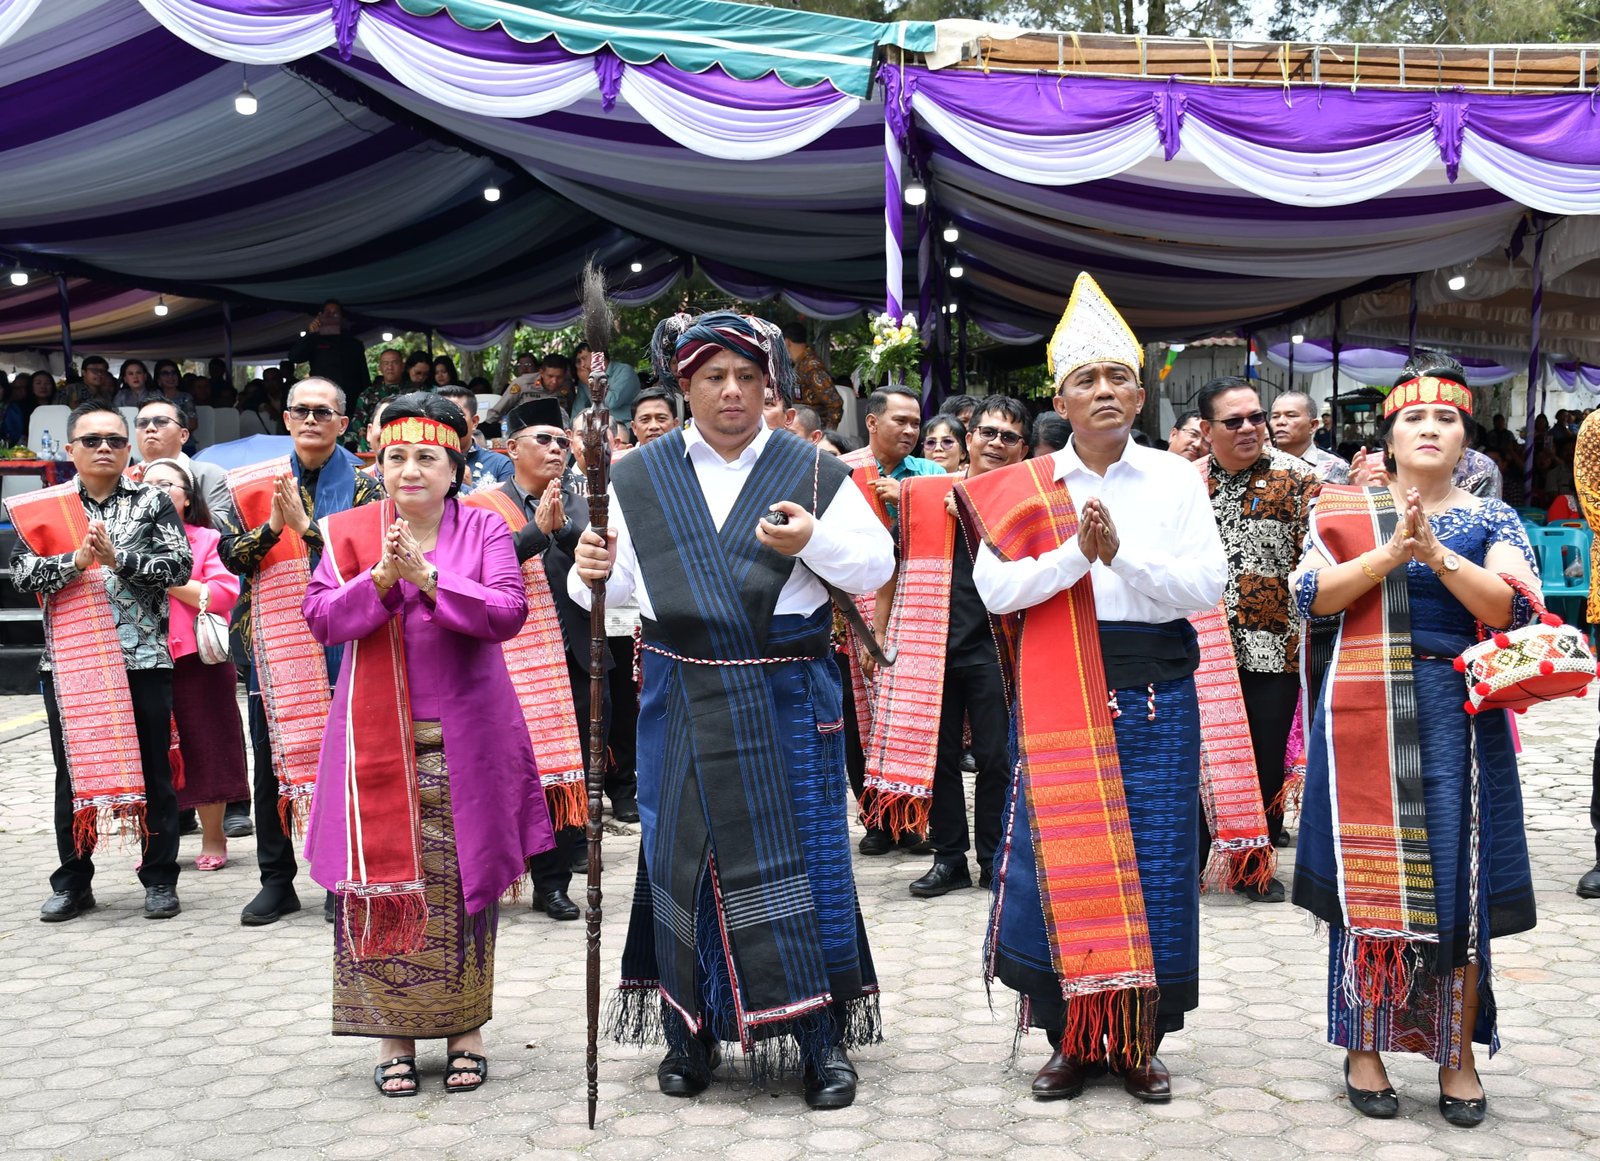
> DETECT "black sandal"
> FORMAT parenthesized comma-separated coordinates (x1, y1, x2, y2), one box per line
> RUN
(444, 1051, 489, 1093)
(373, 1055, 419, 1098)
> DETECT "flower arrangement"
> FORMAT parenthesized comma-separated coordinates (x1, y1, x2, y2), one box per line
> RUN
(852, 311, 922, 390)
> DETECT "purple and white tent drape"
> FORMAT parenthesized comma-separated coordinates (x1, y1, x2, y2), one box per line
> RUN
(1261, 340, 1517, 387)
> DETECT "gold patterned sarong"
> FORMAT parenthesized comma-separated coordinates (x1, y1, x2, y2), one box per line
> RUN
(331, 721, 497, 1038)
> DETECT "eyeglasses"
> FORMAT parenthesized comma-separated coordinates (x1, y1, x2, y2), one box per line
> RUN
(134, 416, 180, 430)
(1216, 411, 1267, 431)
(74, 435, 129, 450)
(923, 436, 959, 449)
(287, 405, 340, 423)
(973, 425, 1025, 447)
(146, 479, 187, 493)
(519, 431, 571, 450)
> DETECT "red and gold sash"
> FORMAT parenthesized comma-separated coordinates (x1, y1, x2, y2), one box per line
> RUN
(6, 482, 147, 851)
(863, 474, 957, 837)
(324, 500, 427, 960)
(463, 487, 586, 826)
(1307, 485, 1436, 1002)
(839, 447, 887, 747)
(956, 457, 1157, 1067)
(228, 457, 328, 828)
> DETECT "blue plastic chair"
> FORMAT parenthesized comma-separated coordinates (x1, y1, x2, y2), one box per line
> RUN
(1529, 525, 1591, 625)
(1517, 507, 1549, 526)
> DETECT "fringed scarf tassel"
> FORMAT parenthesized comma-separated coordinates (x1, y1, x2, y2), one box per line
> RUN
(1202, 842, 1279, 894)
(861, 788, 931, 842)
(606, 984, 668, 1047)
(1343, 933, 1438, 1008)
(71, 799, 148, 857)
(544, 780, 588, 830)
(277, 785, 313, 838)
(1060, 986, 1160, 1072)
(340, 886, 428, 960)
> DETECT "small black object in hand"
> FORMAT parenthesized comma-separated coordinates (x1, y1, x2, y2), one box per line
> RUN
(762, 510, 790, 526)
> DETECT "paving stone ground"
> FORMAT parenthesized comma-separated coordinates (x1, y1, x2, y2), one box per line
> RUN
(2, 688, 1600, 1160)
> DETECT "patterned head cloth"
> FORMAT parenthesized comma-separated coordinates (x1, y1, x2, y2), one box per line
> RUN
(648, 312, 693, 388)
(673, 310, 798, 403)
(1047, 272, 1144, 390)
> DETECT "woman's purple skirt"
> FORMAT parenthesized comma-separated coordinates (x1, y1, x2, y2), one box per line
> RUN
(171, 652, 249, 810)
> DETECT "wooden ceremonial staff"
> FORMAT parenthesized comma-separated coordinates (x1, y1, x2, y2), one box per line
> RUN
(578, 262, 613, 1130)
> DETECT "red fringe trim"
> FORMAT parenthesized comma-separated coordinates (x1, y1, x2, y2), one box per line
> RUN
(1267, 771, 1305, 823)
(1061, 987, 1159, 1071)
(344, 891, 429, 960)
(277, 791, 311, 838)
(71, 803, 148, 857)
(545, 781, 588, 830)
(1351, 935, 1414, 1007)
(861, 789, 931, 842)
(1202, 844, 1279, 894)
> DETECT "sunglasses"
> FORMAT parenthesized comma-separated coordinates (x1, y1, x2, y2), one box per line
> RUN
(520, 431, 571, 450)
(287, 405, 340, 423)
(74, 434, 129, 450)
(1216, 411, 1267, 431)
(134, 416, 181, 430)
(923, 436, 959, 449)
(973, 425, 1025, 447)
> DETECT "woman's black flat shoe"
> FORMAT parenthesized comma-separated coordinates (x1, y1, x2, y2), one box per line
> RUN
(1344, 1058, 1398, 1119)
(1438, 1068, 1487, 1127)
(373, 1055, 419, 1098)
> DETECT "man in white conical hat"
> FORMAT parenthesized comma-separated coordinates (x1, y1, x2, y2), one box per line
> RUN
(960, 272, 1227, 1103)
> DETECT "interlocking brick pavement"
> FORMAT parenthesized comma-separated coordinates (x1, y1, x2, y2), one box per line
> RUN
(2, 688, 1599, 1159)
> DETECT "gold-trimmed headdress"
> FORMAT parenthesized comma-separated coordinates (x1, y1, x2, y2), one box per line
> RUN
(377, 415, 463, 453)
(1047, 272, 1144, 389)
(1383, 376, 1473, 419)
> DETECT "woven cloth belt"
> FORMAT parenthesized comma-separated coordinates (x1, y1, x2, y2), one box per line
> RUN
(639, 642, 826, 666)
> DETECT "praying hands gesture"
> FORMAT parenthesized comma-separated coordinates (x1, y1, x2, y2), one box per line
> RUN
(1075, 497, 1119, 565)
(267, 474, 311, 536)
(1401, 486, 1448, 573)
(388, 519, 434, 589)
(73, 520, 115, 571)
(533, 479, 565, 536)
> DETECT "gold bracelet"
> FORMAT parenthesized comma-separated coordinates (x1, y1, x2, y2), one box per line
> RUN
(1359, 553, 1383, 586)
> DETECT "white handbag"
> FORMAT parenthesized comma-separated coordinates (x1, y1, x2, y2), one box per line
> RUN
(192, 586, 232, 666)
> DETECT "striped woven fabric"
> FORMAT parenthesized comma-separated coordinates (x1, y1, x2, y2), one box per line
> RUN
(462, 488, 586, 826)
(864, 474, 958, 837)
(1308, 485, 1436, 1004)
(840, 447, 888, 759)
(7, 482, 146, 851)
(1190, 603, 1276, 891)
(229, 457, 329, 829)
(956, 457, 1157, 1067)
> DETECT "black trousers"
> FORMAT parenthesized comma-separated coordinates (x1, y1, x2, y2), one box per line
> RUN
(605, 633, 639, 804)
(530, 655, 612, 895)
(247, 665, 300, 891)
(45, 669, 180, 893)
(1239, 670, 1300, 845)
(928, 661, 1010, 874)
(835, 652, 867, 805)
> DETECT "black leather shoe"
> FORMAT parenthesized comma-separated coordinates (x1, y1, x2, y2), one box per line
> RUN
(240, 887, 301, 926)
(533, 889, 580, 920)
(610, 795, 640, 824)
(324, 891, 336, 924)
(658, 1033, 720, 1096)
(223, 809, 254, 838)
(144, 885, 181, 919)
(569, 845, 598, 873)
(178, 810, 199, 836)
(40, 888, 96, 923)
(803, 1045, 858, 1110)
(1439, 1067, 1487, 1127)
(1578, 862, 1600, 899)
(909, 861, 973, 898)
(1344, 1057, 1399, 1119)
(1234, 877, 1287, 903)
(978, 866, 993, 889)
(857, 829, 893, 856)
(900, 833, 936, 855)
(1272, 829, 1293, 849)
(1123, 1056, 1171, 1103)
(1031, 1049, 1088, 1100)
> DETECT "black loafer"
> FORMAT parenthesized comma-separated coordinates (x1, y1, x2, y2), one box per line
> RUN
(144, 885, 181, 919)
(533, 888, 580, 920)
(223, 812, 254, 838)
(1234, 877, 1287, 903)
(1344, 1058, 1398, 1119)
(803, 1045, 858, 1110)
(1578, 862, 1600, 899)
(658, 1032, 720, 1097)
(909, 861, 973, 898)
(1439, 1068, 1487, 1127)
(857, 829, 893, 856)
(240, 887, 301, 926)
(178, 810, 199, 836)
(610, 796, 640, 824)
(978, 866, 994, 889)
(40, 888, 96, 923)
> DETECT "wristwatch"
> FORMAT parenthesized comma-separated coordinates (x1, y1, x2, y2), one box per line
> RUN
(1434, 552, 1461, 577)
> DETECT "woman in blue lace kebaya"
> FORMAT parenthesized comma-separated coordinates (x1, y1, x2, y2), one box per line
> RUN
(1287, 351, 1540, 1129)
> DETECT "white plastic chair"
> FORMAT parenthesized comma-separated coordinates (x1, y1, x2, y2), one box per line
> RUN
(26, 405, 69, 453)
(210, 408, 240, 444)
(192, 405, 215, 449)
(475, 394, 500, 417)
(835, 385, 863, 443)
(237, 410, 265, 438)
(1, 475, 44, 502)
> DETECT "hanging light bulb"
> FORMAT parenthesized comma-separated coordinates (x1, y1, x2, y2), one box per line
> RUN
(942, 226, 959, 243)
(234, 83, 257, 116)
(948, 263, 964, 279)
(1290, 333, 1305, 344)
(629, 261, 644, 274)
(1447, 273, 1467, 291)
(903, 179, 927, 207)
(8, 269, 26, 287)
(154, 296, 169, 317)
(482, 184, 501, 202)
(381, 331, 394, 342)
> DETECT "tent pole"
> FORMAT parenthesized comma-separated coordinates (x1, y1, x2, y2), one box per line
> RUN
(956, 301, 967, 395)
(916, 196, 933, 416)
(884, 122, 904, 319)
(1523, 221, 1545, 500)
(1407, 275, 1419, 354)
(223, 300, 234, 386)
(1330, 300, 1341, 448)
(57, 275, 73, 370)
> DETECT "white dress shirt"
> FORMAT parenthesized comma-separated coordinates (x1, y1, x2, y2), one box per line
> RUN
(972, 438, 1226, 621)
(569, 422, 895, 620)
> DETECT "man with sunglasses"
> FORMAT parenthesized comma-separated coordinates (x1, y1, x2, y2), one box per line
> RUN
(8, 402, 193, 922)
(134, 399, 234, 528)
(221, 378, 383, 926)
(1198, 376, 1322, 898)
(867, 395, 1030, 900)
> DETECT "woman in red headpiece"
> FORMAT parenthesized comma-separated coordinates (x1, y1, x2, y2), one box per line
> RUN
(1289, 350, 1541, 1129)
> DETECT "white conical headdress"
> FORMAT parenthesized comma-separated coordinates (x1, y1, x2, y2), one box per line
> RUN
(1047, 272, 1143, 389)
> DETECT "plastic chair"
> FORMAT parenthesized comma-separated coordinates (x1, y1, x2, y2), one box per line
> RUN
(1516, 507, 1548, 526)
(210, 408, 240, 445)
(192, 405, 215, 449)
(237, 410, 265, 438)
(25, 404, 69, 453)
(1530, 525, 1591, 624)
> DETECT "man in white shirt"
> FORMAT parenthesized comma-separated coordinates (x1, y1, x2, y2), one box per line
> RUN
(572, 311, 893, 1112)
(134, 399, 235, 529)
(965, 273, 1226, 1106)
(1270, 390, 1349, 483)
